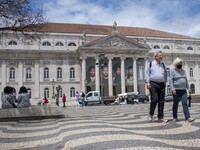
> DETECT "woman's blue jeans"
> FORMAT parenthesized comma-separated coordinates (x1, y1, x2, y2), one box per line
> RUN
(173, 90, 190, 120)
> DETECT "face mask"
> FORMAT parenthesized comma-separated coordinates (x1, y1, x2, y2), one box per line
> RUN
(177, 64, 182, 69)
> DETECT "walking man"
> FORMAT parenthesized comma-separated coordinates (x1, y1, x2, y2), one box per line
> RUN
(145, 51, 167, 123)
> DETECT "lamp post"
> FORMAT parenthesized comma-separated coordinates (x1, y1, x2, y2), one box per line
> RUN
(56, 85, 62, 106)
(51, 79, 55, 99)
(99, 53, 105, 105)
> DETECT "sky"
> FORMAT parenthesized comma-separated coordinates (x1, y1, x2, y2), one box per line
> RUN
(38, 0, 200, 38)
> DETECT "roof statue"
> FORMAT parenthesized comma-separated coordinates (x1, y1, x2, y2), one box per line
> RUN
(82, 31, 86, 43)
(112, 21, 119, 34)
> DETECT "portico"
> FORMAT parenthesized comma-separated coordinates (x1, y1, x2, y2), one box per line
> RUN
(78, 33, 150, 96)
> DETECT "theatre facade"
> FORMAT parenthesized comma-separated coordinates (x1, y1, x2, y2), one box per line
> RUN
(0, 22, 200, 106)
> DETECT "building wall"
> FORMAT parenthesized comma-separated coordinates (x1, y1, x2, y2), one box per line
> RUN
(1, 31, 200, 108)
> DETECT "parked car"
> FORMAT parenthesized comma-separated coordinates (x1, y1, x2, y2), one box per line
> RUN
(137, 94, 149, 103)
(165, 94, 174, 102)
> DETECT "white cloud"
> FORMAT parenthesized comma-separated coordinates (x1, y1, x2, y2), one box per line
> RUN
(42, 0, 200, 38)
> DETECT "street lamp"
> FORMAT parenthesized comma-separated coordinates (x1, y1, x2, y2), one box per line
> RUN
(51, 79, 55, 99)
(56, 85, 62, 106)
(99, 52, 105, 105)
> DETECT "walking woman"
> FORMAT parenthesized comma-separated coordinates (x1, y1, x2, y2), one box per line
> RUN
(170, 57, 195, 122)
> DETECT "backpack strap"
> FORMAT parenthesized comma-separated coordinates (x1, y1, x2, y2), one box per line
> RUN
(150, 61, 165, 70)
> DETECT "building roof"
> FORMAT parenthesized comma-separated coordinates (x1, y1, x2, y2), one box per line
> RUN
(41, 22, 197, 40)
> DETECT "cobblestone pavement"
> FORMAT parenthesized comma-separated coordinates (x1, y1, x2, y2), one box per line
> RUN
(0, 102, 200, 150)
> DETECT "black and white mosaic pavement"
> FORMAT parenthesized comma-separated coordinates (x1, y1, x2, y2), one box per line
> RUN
(0, 103, 200, 150)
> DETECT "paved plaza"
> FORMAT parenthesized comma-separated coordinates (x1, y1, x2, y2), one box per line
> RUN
(0, 102, 200, 150)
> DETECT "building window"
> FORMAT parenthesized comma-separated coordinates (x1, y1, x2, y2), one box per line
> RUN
(70, 67, 75, 80)
(9, 68, 15, 79)
(187, 46, 193, 50)
(68, 42, 76, 46)
(44, 88, 49, 98)
(26, 68, 32, 80)
(153, 45, 160, 49)
(55, 42, 64, 46)
(8, 40, 17, 45)
(70, 87, 75, 97)
(163, 45, 170, 49)
(42, 41, 51, 46)
(189, 68, 193, 78)
(44, 68, 49, 80)
(57, 67, 62, 79)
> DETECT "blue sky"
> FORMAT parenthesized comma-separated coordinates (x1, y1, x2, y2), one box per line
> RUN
(38, 0, 200, 38)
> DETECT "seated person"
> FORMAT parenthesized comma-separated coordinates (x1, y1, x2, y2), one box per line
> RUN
(17, 86, 31, 108)
(1, 86, 17, 108)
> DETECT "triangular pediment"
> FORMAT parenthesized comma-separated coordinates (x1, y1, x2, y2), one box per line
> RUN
(81, 33, 150, 49)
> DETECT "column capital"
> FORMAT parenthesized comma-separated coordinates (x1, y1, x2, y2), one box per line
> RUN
(107, 56, 113, 60)
(132, 57, 138, 60)
(144, 57, 150, 61)
(95, 56, 99, 60)
(80, 56, 87, 60)
(120, 57, 126, 60)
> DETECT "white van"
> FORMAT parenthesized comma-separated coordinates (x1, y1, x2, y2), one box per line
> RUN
(84, 91, 100, 105)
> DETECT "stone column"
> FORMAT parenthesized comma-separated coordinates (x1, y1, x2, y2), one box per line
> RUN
(185, 63, 189, 79)
(95, 57, 100, 92)
(18, 61, 23, 87)
(81, 57, 86, 91)
(1, 61, 6, 89)
(108, 57, 113, 96)
(121, 57, 125, 93)
(0, 61, 7, 108)
(195, 62, 199, 93)
(34, 61, 40, 98)
(133, 57, 138, 92)
(145, 58, 149, 95)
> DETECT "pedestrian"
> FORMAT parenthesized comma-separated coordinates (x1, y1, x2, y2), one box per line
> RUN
(1, 86, 17, 108)
(17, 86, 31, 108)
(62, 94, 66, 107)
(170, 57, 195, 122)
(80, 90, 86, 106)
(75, 91, 80, 107)
(145, 51, 167, 123)
(43, 97, 49, 105)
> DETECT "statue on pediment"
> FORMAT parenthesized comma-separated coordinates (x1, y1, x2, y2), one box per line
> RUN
(112, 21, 119, 34)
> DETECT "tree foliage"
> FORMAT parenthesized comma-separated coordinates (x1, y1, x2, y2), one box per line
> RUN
(0, 0, 47, 42)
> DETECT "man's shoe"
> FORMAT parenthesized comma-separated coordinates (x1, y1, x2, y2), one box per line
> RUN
(158, 119, 168, 123)
(173, 118, 179, 122)
(148, 115, 153, 122)
(186, 117, 195, 123)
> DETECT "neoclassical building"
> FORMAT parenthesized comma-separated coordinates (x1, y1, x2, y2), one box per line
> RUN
(0, 22, 200, 106)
